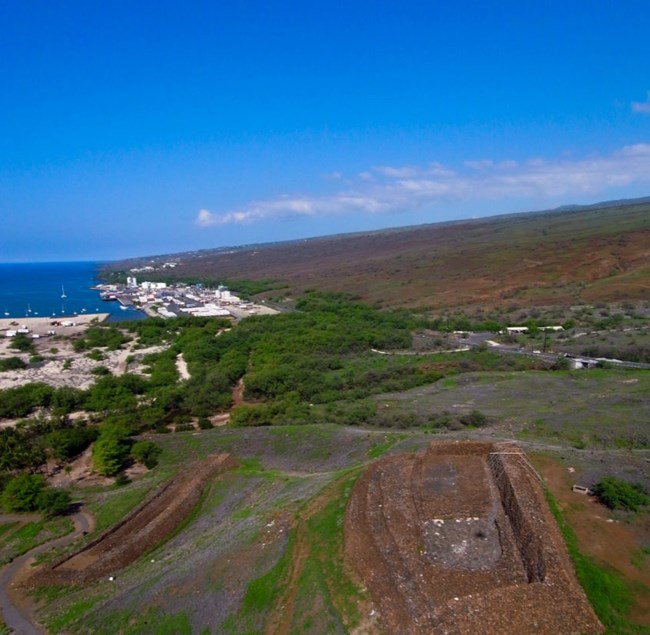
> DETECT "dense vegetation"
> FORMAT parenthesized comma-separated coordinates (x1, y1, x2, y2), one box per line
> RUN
(0, 291, 642, 519)
(594, 477, 649, 512)
(1, 474, 71, 516)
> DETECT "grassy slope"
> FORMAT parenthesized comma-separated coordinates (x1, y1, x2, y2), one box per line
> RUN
(36, 426, 415, 634)
(30, 410, 649, 633)
(105, 201, 650, 310)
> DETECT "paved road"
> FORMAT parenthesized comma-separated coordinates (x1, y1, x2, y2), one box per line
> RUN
(0, 508, 91, 635)
(484, 340, 650, 370)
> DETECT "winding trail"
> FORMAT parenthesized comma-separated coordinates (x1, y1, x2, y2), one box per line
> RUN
(0, 508, 93, 635)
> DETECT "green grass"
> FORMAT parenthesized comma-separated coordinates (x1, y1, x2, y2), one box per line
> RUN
(234, 457, 282, 479)
(630, 546, 650, 571)
(67, 606, 194, 635)
(545, 490, 647, 633)
(225, 469, 365, 634)
(241, 529, 295, 615)
(232, 506, 253, 520)
(87, 482, 154, 533)
(300, 469, 365, 625)
(47, 598, 99, 633)
(368, 433, 406, 459)
(0, 522, 18, 538)
(0, 516, 74, 564)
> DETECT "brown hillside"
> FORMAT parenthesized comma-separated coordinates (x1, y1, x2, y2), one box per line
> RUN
(109, 201, 650, 310)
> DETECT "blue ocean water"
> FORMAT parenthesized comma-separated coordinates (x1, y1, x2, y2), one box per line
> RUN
(0, 262, 145, 322)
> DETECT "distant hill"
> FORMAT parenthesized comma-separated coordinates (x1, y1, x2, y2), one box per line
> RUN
(106, 198, 650, 310)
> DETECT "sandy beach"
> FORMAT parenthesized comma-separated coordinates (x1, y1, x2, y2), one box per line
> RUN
(0, 313, 110, 336)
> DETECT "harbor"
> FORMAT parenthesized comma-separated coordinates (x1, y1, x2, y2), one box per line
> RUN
(94, 277, 278, 320)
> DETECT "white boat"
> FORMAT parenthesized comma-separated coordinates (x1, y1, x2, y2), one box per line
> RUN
(61, 285, 67, 299)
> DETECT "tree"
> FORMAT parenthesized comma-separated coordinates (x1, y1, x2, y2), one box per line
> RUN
(46, 427, 98, 461)
(1, 474, 45, 512)
(92, 429, 131, 476)
(130, 440, 162, 469)
(0, 474, 71, 515)
(36, 487, 71, 516)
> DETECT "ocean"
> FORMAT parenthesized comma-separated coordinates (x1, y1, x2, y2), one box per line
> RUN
(0, 262, 146, 322)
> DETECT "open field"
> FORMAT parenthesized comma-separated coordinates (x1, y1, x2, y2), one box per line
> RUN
(105, 200, 650, 311)
(371, 369, 650, 459)
(5, 419, 643, 634)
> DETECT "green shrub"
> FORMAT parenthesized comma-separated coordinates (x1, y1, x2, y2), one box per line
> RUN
(1, 474, 45, 512)
(593, 477, 649, 512)
(35, 487, 72, 516)
(87, 349, 105, 361)
(0, 357, 27, 371)
(0, 474, 70, 515)
(130, 440, 162, 469)
(459, 409, 489, 428)
(92, 428, 132, 476)
(46, 426, 98, 461)
(9, 334, 35, 353)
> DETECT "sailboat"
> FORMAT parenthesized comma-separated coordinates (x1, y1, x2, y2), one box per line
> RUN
(61, 285, 67, 299)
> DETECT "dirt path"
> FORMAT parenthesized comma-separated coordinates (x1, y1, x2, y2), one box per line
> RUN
(0, 508, 92, 635)
(232, 377, 245, 407)
(175, 353, 190, 380)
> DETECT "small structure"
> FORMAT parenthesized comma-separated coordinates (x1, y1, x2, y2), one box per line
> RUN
(506, 326, 529, 334)
(569, 358, 598, 370)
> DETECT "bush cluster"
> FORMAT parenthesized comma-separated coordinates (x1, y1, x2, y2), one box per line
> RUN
(594, 477, 649, 512)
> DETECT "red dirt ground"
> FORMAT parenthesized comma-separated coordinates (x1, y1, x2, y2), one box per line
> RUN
(532, 453, 650, 626)
(345, 440, 603, 634)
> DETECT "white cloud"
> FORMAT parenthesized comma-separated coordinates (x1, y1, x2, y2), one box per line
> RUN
(195, 209, 217, 226)
(373, 165, 420, 178)
(196, 143, 650, 226)
(631, 91, 650, 114)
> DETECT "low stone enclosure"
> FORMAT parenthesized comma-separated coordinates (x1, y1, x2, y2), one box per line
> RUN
(41, 454, 237, 585)
(345, 440, 603, 634)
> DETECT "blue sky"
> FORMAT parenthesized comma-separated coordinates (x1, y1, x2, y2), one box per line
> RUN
(1, 1, 649, 262)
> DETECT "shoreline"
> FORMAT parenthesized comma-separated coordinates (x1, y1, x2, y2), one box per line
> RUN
(0, 313, 110, 336)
